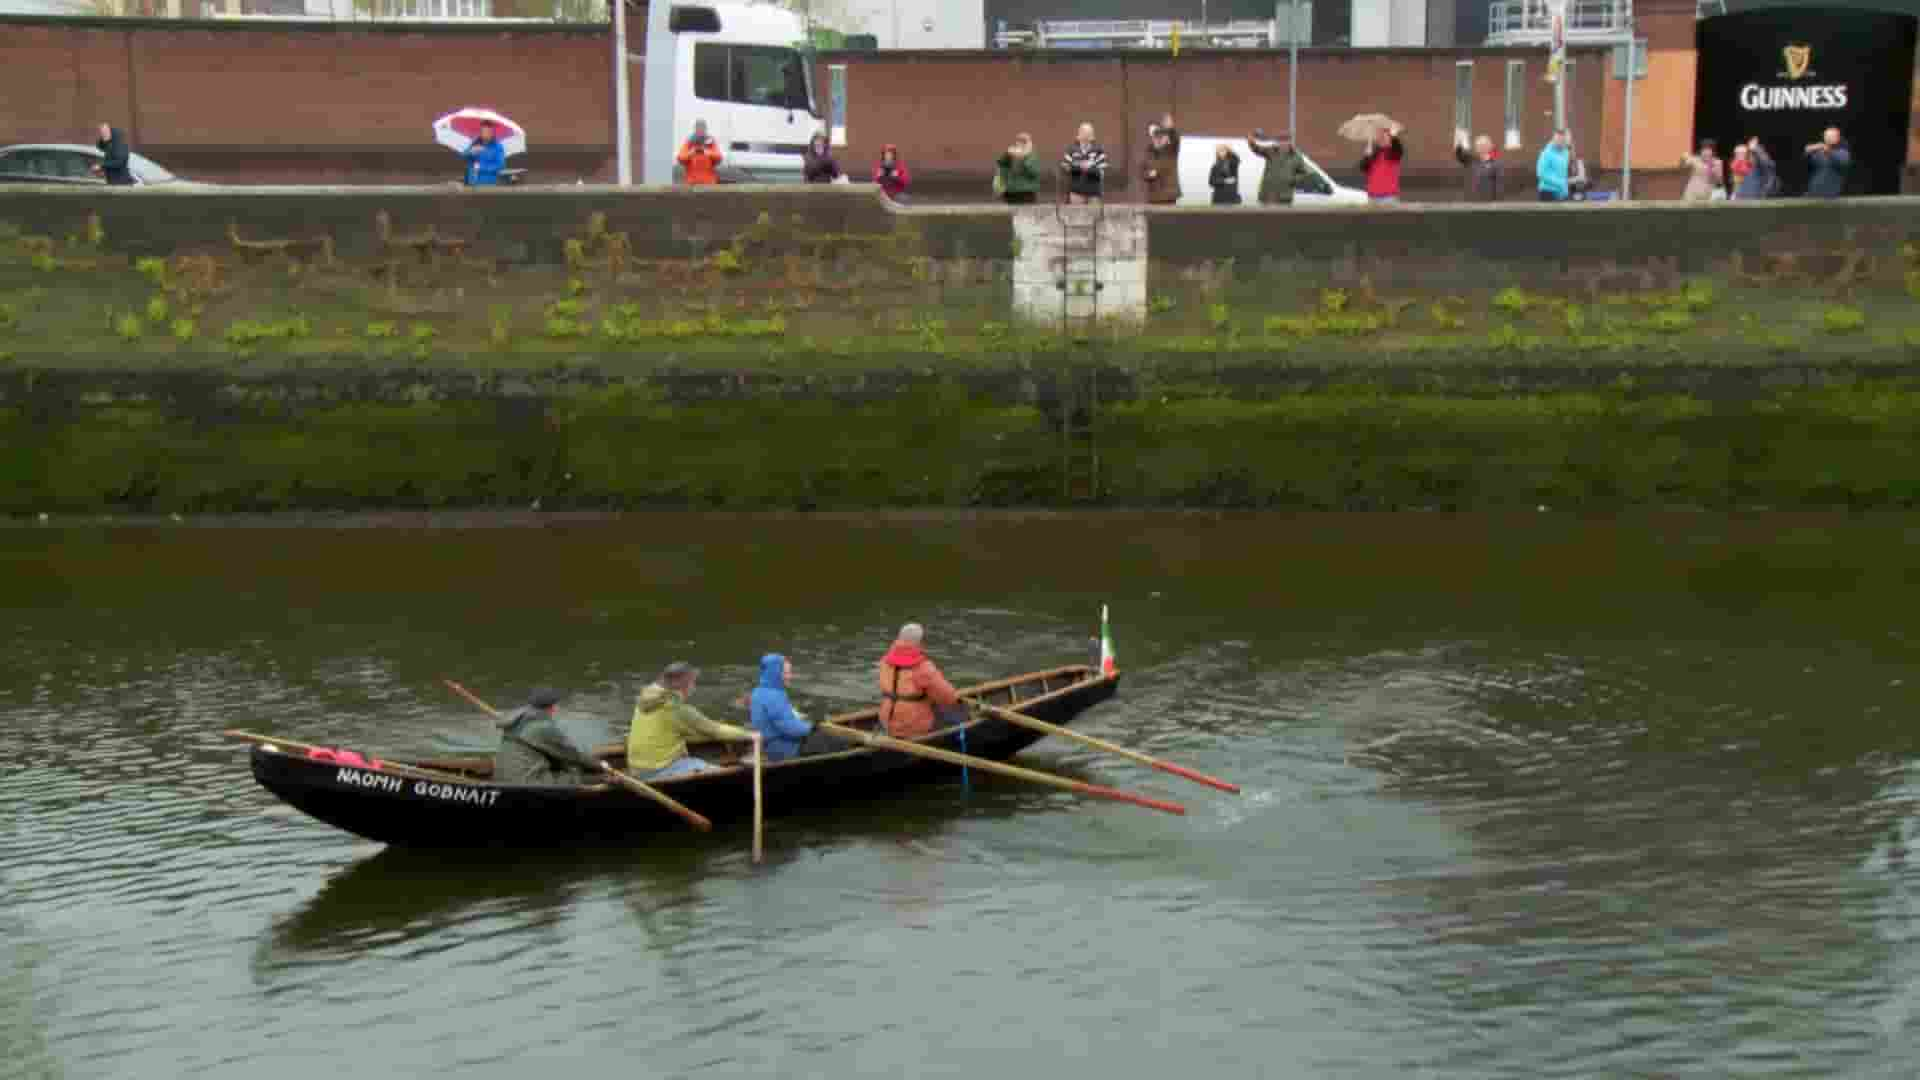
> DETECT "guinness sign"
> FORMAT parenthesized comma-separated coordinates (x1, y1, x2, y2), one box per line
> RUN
(1695, 8, 1917, 195)
(1738, 42, 1849, 111)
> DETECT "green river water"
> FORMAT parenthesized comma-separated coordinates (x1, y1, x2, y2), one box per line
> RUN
(3, 511, 1919, 1078)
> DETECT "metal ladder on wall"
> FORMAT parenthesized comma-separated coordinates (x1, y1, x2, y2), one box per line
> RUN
(1053, 201, 1103, 502)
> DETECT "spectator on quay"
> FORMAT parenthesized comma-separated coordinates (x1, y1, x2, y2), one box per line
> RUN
(463, 120, 506, 186)
(92, 123, 132, 186)
(1208, 143, 1242, 205)
(1805, 127, 1851, 198)
(1567, 139, 1591, 200)
(1733, 137, 1777, 200)
(1358, 122, 1404, 205)
(1141, 115, 1182, 205)
(995, 132, 1041, 205)
(873, 143, 910, 202)
(803, 132, 842, 183)
(1247, 129, 1305, 206)
(1454, 130, 1502, 202)
(1060, 122, 1108, 204)
(1535, 129, 1571, 203)
(677, 119, 723, 185)
(1681, 140, 1723, 202)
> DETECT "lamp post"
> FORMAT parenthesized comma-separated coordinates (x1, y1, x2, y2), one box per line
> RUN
(1286, 0, 1300, 137)
(614, 0, 631, 185)
(1621, 19, 1637, 200)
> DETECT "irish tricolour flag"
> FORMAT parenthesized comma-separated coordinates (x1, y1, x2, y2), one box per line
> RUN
(1099, 604, 1117, 676)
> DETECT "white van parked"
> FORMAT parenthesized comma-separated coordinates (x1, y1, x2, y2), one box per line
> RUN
(1174, 135, 1367, 207)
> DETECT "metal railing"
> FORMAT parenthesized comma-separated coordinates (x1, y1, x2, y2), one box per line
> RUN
(1484, 0, 1630, 45)
(993, 17, 1302, 50)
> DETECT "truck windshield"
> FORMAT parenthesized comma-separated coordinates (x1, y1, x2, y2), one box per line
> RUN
(730, 45, 815, 115)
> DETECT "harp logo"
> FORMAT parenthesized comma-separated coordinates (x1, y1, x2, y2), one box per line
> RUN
(1782, 44, 1812, 80)
(1739, 42, 1846, 110)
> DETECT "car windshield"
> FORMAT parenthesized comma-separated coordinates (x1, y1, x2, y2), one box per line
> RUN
(128, 153, 176, 183)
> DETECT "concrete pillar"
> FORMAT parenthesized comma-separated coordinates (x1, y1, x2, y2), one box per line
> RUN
(1011, 207, 1148, 329)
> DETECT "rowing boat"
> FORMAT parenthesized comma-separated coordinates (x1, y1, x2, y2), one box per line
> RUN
(244, 664, 1119, 848)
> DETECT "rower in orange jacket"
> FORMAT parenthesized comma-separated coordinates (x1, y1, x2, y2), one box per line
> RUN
(877, 622, 960, 739)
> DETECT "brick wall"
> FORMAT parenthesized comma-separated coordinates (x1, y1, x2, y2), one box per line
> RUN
(0, 18, 618, 184)
(818, 47, 1608, 192)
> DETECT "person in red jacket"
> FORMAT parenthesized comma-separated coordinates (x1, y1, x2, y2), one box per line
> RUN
(1358, 122, 1405, 204)
(876, 622, 959, 739)
(873, 144, 910, 203)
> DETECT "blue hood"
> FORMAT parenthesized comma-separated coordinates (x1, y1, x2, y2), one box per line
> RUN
(758, 653, 786, 690)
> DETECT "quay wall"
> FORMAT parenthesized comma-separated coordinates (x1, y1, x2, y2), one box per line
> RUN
(5, 187, 1920, 513)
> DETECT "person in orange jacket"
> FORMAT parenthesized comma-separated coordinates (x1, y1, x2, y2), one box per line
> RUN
(876, 622, 960, 739)
(678, 119, 722, 185)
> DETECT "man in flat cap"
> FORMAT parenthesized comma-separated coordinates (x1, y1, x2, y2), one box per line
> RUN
(627, 662, 760, 780)
(494, 687, 604, 785)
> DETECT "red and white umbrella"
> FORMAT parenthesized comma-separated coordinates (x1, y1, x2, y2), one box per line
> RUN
(432, 107, 527, 157)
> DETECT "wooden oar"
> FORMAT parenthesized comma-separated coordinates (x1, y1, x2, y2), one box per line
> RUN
(814, 721, 1186, 816)
(751, 734, 764, 863)
(595, 763, 713, 831)
(964, 699, 1242, 795)
(441, 679, 712, 833)
(221, 730, 475, 784)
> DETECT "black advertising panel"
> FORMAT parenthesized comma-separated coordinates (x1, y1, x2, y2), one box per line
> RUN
(1693, 8, 1917, 196)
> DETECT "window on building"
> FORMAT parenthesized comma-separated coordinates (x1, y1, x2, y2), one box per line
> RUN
(1453, 61, 1472, 136)
(1504, 59, 1525, 149)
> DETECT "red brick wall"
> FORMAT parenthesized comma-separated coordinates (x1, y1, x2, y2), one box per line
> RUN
(819, 47, 1608, 189)
(0, 20, 618, 182)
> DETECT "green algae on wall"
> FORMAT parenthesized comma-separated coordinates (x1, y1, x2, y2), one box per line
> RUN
(9, 381, 1920, 514)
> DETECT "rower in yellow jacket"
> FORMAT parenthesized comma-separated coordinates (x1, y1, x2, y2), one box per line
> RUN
(627, 661, 757, 780)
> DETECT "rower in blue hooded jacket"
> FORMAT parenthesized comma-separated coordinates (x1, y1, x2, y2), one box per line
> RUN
(750, 653, 815, 761)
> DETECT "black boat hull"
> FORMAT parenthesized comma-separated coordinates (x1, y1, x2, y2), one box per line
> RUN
(248, 666, 1119, 848)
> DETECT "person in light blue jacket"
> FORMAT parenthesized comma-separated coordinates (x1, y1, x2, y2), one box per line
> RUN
(1535, 129, 1570, 202)
(750, 653, 815, 762)
(464, 121, 506, 186)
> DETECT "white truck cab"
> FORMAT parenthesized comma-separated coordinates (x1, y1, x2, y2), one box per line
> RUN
(644, 3, 821, 185)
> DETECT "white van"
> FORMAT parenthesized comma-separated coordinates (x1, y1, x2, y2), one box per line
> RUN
(1175, 135, 1367, 207)
(649, 3, 821, 185)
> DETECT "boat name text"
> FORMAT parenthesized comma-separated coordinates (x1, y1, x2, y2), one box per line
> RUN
(335, 768, 502, 806)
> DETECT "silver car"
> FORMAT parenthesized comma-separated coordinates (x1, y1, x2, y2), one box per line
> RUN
(0, 144, 198, 186)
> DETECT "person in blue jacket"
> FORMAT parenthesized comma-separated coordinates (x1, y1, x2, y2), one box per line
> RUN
(750, 653, 815, 762)
(1535, 129, 1570, 202)
(464, 120, 506, 186)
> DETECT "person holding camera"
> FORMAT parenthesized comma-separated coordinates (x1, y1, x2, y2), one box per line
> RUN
(1141, 114, 1182, 205)
(1060, 123, 1108, 204)
(995, 132, 1041, 205)
(873, 144, 910, 203)
(1804, 127, 1851, 198)
(677, 119, 723, 186)
(803, 132, 843, 183)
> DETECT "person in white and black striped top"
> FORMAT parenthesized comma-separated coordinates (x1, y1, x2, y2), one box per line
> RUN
(1060, 123, 1108, 204)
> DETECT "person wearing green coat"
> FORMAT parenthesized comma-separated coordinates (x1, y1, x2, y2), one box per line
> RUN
(996, 132, 1041, 205)
(1248, 130, 1306, 206)
(494, 688, 603, 785)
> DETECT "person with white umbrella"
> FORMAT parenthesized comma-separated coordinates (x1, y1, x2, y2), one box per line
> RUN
(464, 121, 506, 186)
(433, 107, 527, 186)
